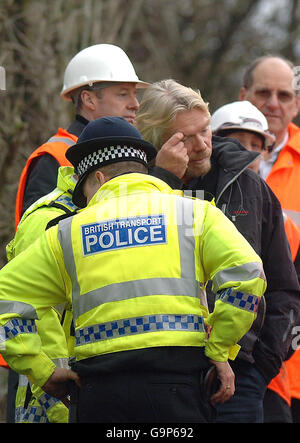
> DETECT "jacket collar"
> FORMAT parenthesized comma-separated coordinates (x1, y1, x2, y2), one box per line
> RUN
(67, 114, 89, 137)
(212, 136, 260, 204)
(57, 166, 77, 193)
(211, 135, 259, 173)
(87, 173, 173, 207)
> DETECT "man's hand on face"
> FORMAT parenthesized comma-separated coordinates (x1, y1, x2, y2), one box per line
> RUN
(155, 132, 189, 179)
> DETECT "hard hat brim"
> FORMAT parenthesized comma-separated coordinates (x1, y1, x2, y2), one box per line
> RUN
(214, 124, 276, 150)
(61, 79, 151, 101)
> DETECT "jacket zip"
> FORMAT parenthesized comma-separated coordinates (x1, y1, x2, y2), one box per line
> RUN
(216, 154, 259, 207)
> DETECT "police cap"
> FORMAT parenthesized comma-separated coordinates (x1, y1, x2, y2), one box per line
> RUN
(66, 116, 157, 208)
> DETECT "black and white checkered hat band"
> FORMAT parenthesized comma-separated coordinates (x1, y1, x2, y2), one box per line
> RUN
(76, 145, 148, 177)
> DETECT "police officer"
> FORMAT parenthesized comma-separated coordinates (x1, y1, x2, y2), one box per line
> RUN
(6, 166, 77, 423)
(0, 117, 266, 423)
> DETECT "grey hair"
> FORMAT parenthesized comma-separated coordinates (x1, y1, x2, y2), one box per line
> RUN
(242, 54, 296, 90)
(70, 81, 119, 110)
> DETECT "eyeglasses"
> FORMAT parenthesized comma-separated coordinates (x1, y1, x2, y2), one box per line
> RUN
(253, 88, 296, 103)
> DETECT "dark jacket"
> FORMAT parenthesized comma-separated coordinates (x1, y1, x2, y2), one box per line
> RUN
(180, 136, 300, 384)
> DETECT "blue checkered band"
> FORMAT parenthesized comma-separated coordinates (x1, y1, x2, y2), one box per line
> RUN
(75, 314, 205, 346)
(216, 288, 260, 313)
(38, 392, 62, 412)
(2, 318, 36, 341)
(55, 194, 77, 211)
(15, 406, 49, 423)
(77, 145, 147, 176)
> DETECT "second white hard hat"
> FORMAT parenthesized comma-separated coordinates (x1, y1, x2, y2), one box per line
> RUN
(211, 100, 275, 150)
(61, 44, 149, 101)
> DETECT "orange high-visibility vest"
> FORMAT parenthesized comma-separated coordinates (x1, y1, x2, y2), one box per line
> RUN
(266, 122, 300, 405)
(284, 215, 300, 262)
(286, 347, 300, 400)
(0, 353, 8, 369)
(266, 123, 300, 227)
(268, 362, 291, 406)
(15, 128, 77, 229)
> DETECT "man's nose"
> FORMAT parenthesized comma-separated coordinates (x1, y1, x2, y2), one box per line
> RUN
(193, 134, 207, 151)
(128, 95, 139, 110)
(266, 91, 280, 109)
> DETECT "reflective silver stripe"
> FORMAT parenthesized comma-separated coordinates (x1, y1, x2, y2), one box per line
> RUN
(46, 136, 76, 147)
(177, 197, 209, 309)
(18, 374, 29, 387)
(176, 196, 196, 279)
(213, 262, 266, 292)
(57, 216, 81, 316)
(216, 288, 260, 313)
(58, 196, 199, 320)
(183, 189, 206, 200)
(76, 278, 198, 319)
(283, 209, 300, 227)
(1, 318, 37, 342)
(0, 300, 37, 319)
(198, 284, 208, 310)
(282, 211, 287, 222)
(53, 357, 69, 369)
(75, 314, 205, 347)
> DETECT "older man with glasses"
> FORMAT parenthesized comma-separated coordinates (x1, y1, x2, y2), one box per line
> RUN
(239, 55, 300, 227)
(239, 55, 300, 423)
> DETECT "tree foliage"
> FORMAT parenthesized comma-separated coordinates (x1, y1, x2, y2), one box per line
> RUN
(0, 0, 300, 266)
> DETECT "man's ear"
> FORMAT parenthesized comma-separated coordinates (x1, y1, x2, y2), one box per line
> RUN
(239, 87, 246, 101)
(95, 170, 108, 186)
(80, 90, 97, 110)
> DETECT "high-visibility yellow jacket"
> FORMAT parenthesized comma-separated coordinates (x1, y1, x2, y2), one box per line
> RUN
(0, 174, 266, 388)
(8, 166, 77, 260)
(6, 166, 77, 423)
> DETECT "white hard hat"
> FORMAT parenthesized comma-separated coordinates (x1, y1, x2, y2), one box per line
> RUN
(211, 101, 275, 150)
(61, 44, 149, 101)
